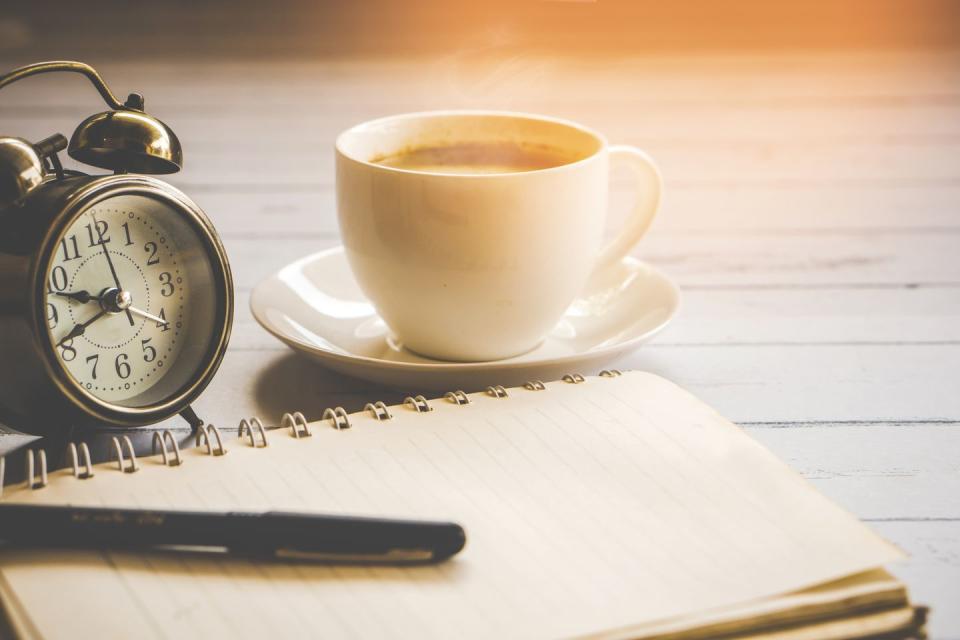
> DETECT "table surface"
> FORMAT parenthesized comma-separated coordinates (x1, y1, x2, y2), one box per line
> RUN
(0, 41, 958, 637)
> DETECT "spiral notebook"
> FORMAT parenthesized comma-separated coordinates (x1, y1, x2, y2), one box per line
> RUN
(0, 371, 920, 639)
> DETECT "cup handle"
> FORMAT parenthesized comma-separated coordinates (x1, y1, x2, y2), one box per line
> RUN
(592, 145, 662, 277)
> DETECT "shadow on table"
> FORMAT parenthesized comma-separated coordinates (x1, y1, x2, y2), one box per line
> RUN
(251, 353, 408, 421)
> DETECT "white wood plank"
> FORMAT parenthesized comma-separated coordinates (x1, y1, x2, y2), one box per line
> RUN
(659, 184, 960, 232)
(147, 141, 960, 187)
(634, 232, 960, 287)
(216, 231, 960, 292)
(10, 101, 960, 146)
(11, 122, 959, 187)
(2, 51, 957, 107)
(196, 190, 341, 236)
(4, 52, 958, 165)
(14, 145, 956, 241)
(654, 287, 960, 344)
(173, 342, 960, 426)
(616, 343, 960, 422)
(2, 48, 957, 637)
(745, 423, 960, 519)
(230, 284, 960, 352)
(185, 184, 960, 239)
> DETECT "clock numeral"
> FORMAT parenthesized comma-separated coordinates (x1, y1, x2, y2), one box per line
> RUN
(59, 338, 77, 362)
(50, 266, 68, 291)
(46, 303, 58, 329)
(142, 338, 157, 363)
(121, 221, 134, 246)
(145, 241, 160, 266)
(159, 272, 175, 297)
(115, 353, 131, 379)
(156, 308, 170, 332)
(86, 354, 99, 380)
(60, 235, 80, 261)
(85, 220, 110, 247)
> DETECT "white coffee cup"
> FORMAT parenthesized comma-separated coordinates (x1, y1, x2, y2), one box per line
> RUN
(335, 110, 661, 362)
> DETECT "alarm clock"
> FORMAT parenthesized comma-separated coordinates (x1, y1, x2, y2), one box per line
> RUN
(0, 61, 233, 436)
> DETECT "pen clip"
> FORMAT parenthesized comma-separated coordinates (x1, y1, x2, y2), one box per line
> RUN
(273, 547, 437, 564)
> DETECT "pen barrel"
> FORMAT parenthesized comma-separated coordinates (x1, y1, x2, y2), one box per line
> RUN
(0, 505, 466, 562)
(255, 511, 466, 560)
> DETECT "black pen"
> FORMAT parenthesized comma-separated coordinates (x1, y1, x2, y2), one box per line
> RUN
(0, 504, 466, 564)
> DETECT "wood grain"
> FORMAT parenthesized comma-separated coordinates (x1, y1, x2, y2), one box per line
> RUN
(185, 185, 960, 235)
(212, 232, 960, 292)
(230, 285, 960, 352)
(0, 44, 958, 636)
(56, 140, 959, 187)
(747, 423, 960, 520)
(2, 52, 958, 103)
(177, 344, 960, 427)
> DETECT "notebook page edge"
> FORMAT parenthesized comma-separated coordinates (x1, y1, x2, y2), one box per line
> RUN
(582, 568, 909, 640)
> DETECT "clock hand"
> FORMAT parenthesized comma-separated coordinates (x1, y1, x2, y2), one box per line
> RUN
(127, 306, 169, 327)
(53, 290, 96, 304)
(57, 309, 107, 347)
(90, 212, 135, 327)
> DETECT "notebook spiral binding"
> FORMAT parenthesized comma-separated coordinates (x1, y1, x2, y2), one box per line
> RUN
(67, 442, 95, 479)
(404, 395, 432, 412)
(281, 411, 311, 437)
(110, 436, 139, 473)
(0, 371, 630, 494)
(364, 402, 392, 421)
(444, 390, 471, 405)
(152, 431, 183, 466)
(322, 407, 351, 430)
(25, 449, 47, 490)
(238, 418, 269, 447)
(196, 424, 227, 456)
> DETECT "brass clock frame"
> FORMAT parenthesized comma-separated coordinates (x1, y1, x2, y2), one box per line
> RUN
(0, 174, 234, 433)
(0, 61, 233, 436)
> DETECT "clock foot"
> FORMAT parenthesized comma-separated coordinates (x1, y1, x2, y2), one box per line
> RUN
(179, 406, 204, 433)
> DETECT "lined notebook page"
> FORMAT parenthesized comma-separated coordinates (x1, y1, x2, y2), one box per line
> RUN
(0, 372, 903, 640)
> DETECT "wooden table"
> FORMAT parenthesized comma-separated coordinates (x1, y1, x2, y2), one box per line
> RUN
(1, 38, 958, 637)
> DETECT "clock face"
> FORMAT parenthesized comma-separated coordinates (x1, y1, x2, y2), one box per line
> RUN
(44, 193, 222, 408)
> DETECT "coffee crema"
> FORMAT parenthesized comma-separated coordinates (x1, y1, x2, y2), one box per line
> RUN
(370, 141, 580, 175)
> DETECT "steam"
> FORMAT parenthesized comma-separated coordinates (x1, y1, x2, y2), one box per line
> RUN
(430, 28, 559, 109)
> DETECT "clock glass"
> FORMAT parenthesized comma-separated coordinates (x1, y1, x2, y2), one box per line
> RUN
(44, 193, 220, 408)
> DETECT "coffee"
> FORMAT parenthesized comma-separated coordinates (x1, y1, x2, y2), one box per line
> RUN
(371, 141, 578, 174)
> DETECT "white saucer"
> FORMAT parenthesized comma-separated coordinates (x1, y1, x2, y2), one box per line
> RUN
(250, 247, 680, 390)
